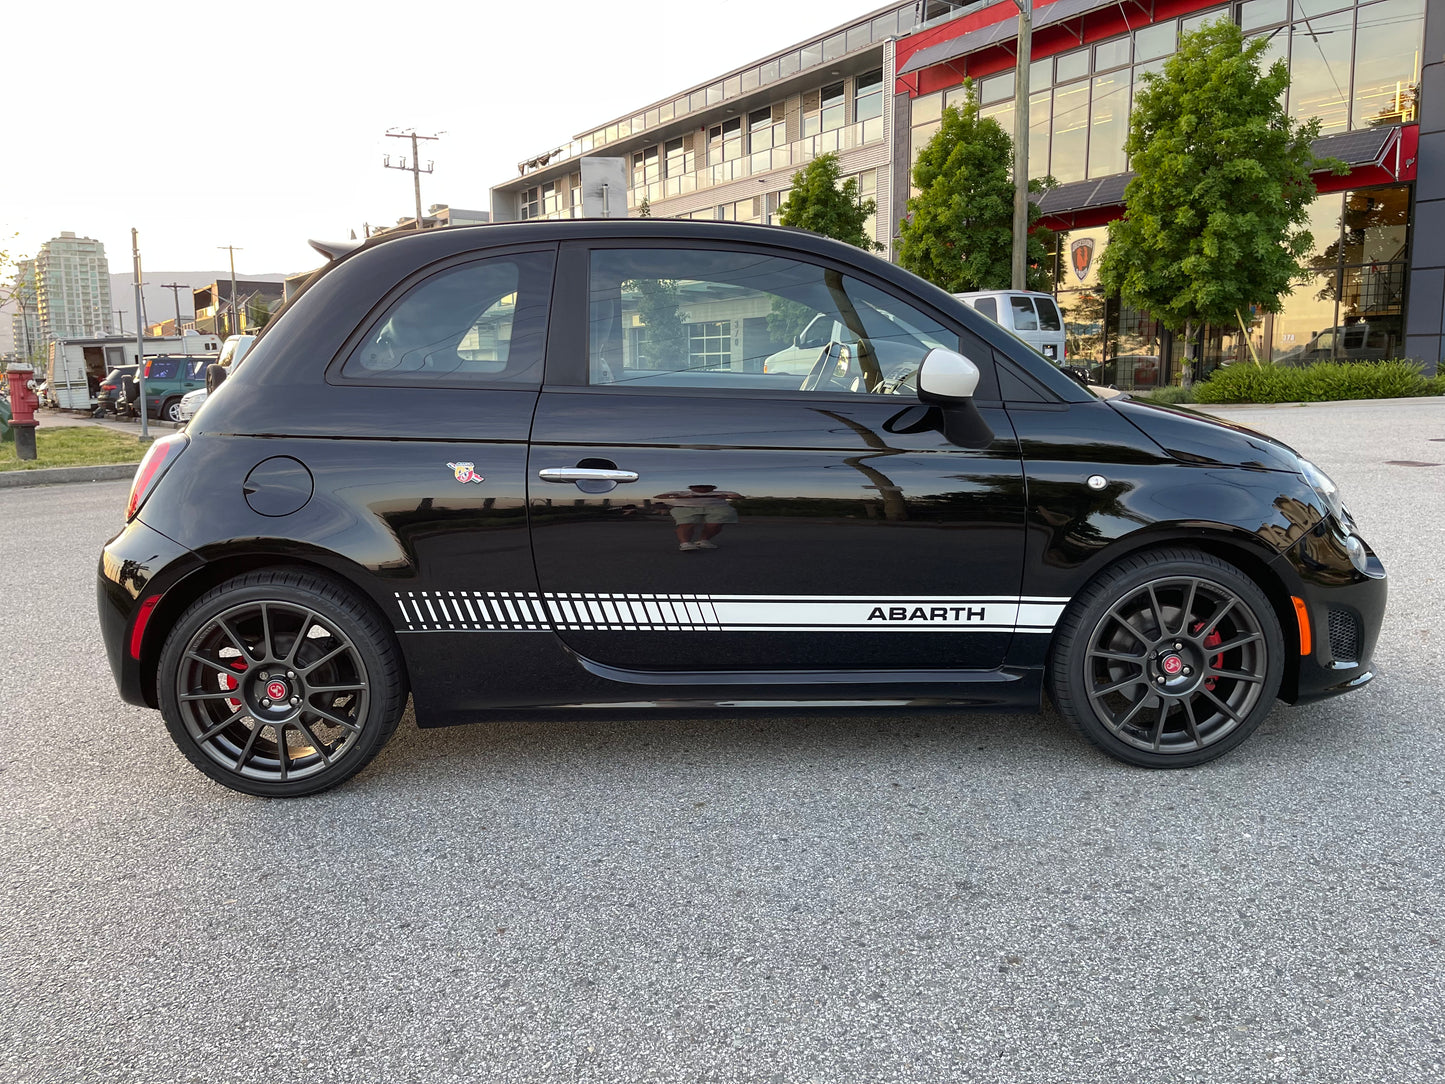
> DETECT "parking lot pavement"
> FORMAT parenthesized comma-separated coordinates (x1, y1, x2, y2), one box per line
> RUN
(1, 400, 1441, 1084)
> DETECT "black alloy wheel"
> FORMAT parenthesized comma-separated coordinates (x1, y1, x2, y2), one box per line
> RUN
(1049, 548, 1284, 767)
(158, 569, 406, 796)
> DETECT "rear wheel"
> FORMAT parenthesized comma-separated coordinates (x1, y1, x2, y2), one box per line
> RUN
(161, 398, 181, 423)
(1049, 548, 1284, 768)
(158, 569, 406, 796)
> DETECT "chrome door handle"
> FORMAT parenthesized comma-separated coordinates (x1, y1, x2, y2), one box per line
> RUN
(537, 467, 639, 483)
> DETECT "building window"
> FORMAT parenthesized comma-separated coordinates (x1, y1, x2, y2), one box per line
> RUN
(688, 320, 733, 369)
(707, 118, 742, 165)
(804, 81, 847, 138)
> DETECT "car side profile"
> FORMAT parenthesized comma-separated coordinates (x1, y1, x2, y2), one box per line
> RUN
(98, 220, 1386, 796)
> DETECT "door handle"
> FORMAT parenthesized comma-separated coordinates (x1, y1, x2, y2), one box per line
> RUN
(538, 467, 639, 483)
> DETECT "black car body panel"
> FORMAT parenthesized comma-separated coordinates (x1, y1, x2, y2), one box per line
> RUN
(99, 220, 1386, 768)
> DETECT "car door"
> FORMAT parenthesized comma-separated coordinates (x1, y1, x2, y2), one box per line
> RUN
(528, 240, 1029, 673)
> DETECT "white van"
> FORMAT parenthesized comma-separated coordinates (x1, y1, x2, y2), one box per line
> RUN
(954, 290, 1067, 363)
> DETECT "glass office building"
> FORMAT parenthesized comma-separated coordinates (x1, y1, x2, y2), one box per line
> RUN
(492, 0, 1441, 382)
(897, 0, 1436, 384)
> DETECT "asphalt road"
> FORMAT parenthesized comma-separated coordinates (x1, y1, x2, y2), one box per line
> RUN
(2, 398, 1442, 1084)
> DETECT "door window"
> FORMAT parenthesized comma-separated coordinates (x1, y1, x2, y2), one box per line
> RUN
(1009, 296, 1040, 331)
(186, 359, 209, 380)
(340, 250, 554, 386)
(587, 248, 957, 395)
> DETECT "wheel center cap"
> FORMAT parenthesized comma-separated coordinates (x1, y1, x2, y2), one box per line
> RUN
(266, 679, 289, 701)
(1161, 654, 1184, 676)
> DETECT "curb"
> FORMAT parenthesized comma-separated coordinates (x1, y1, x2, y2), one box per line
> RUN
(0, 463, 138, 490)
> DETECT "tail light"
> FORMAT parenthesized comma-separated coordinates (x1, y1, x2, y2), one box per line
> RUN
(126, 432, 188, 521)
(143, 360, 152, 377)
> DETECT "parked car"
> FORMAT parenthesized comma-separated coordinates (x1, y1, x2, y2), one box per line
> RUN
(176, 387, 207, 422)
(954, 290, 1067, 364)
(98, 220, 1386, 797)
(761, 309, 944, 377)
(179, 335, 260, 421)
(204, 334, 257, 393)
(135, 356, 210, 422)
(94, 365, 139, 417)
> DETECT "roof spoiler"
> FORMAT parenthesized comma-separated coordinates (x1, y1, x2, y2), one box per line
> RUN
(307, 238, 363, 261)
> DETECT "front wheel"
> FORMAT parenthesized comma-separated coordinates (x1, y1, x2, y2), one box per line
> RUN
(158, 569, 406, 796)
(1048, 548, 1285, 768)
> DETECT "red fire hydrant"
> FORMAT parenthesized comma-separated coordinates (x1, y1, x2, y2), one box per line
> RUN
(5, 362, 40, 461)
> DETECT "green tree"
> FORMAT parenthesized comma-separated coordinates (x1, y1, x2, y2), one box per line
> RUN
(769, 153, 881, 342)
(247, 296, 273, 331)
(897, 85, 1056, 293)
(776, 152, 880, 252)
(626, 277, 688, 368)
(636, 195, 652, 218)
(1097, 19, 1344, 379)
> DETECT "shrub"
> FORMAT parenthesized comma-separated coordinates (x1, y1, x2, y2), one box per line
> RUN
(1193, 360, 1442, 404)
(1138, 384, 1196, 405)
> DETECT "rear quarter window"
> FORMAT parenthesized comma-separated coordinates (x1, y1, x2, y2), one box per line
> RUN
(1036, 298, 1063, 331)
(148, 360, 179, 380)
(337, 250, 555, 388)
(973, 296, 999, 322)
(1009, 296, 1040, 331)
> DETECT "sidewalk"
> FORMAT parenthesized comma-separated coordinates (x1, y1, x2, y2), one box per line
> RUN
(33, 407, 183, 435)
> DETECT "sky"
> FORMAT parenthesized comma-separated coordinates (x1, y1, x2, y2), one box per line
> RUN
(2, 0, 878, 281)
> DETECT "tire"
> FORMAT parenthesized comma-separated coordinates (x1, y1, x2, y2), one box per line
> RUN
(162, 398, 181, 423)
(1048, 548, 1284, 768)
(157, 569, 406, 796)
(206, 363, 226, 394)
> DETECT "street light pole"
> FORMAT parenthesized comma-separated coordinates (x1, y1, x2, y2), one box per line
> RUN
(132, 228, 149, 441)
(1011, 0, 1033, 291)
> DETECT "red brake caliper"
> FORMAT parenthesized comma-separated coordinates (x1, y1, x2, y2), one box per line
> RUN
(1190, 623, 1225, 691)
(221, 659, 248, 710)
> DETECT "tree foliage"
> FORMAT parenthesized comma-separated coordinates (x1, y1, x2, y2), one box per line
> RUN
(1096, 19, 1343, 341)
(776, 153, 880, 253)
(897, 85, 1055, 293)
(771, 153, 881, 341)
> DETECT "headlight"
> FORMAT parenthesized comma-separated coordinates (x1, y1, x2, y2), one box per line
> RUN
(1299, 458, 1347, 523)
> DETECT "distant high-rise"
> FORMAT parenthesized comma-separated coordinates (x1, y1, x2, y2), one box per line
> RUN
(8, 259, 42, 360)
(34, 232, 112, 342)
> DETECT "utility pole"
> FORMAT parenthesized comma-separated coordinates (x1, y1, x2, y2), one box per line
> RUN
(1011, 0, 1033, 291)
(160, 282, 190, 339)
(384, 129, 440, 230)
(132, 228, 149, 441)
(114, 309, 126, 335)
(218, 246, 242, 337)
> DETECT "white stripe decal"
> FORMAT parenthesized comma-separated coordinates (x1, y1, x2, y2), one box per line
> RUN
(393, 592, 1071, 635)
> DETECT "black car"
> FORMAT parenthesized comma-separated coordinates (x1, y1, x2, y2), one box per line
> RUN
(95, 365, 139, 416)
(97, 221, 1387, 796)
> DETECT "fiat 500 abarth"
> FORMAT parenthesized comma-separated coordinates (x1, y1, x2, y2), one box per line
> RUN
(98, 221, 1386, 796)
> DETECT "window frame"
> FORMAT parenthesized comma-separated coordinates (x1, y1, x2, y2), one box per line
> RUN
(544, 238, 1002, 404)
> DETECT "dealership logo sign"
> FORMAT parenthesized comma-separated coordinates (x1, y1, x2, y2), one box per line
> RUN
(1070, 237, 1096, 282)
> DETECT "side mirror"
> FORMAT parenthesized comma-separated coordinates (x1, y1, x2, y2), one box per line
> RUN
(916, 348, 980, 404)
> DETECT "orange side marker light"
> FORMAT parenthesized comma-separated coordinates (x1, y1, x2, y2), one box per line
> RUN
(1290, 596, 1312, 656)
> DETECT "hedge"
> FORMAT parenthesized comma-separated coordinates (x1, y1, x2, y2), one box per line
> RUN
(1190, 360, 1444, 404)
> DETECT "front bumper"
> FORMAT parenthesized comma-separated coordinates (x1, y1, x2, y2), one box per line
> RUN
(97, 517, 202, 707)
(1272, 518, 1387, 704)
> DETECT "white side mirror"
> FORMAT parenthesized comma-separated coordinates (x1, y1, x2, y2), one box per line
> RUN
(916, 348, 980, 403)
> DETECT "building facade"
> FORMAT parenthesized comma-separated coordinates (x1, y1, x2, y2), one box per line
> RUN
(897, 0, 1435, 381)
(191, 279, 287, 337)
(490, 0, 1439, 383)
(32, 232, 112, 344)
(7, 259, 43, 362)
(490, 3, 966, 254)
